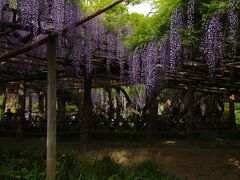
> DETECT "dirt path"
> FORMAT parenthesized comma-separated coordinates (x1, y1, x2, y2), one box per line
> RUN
(0, 137, 239, 179)
(96, 140, 240, 180)
(154, 147, 240, 180)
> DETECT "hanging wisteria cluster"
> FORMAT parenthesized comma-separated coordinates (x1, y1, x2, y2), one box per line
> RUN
(17, 0, 39, 36)
(0, 0, 129, 84)
(79, 19, 127, 77)
(106, 32, 118, 72)
(158, 39, 170, 71)
(130, 47, 142, 84)
(144, 42, 158, 94)
(3, 0, 240, 95)
(170, 6, 184, 69)
(228, 0, 239, 55)
(187, 0, 195, 31)
(52, 0, 65, 31)
(202, 12, 224, 73)
(129, 42, 159, 95)
(129, 0, 228, 94)
(0, 0, 12, 23)
(129, 6, 186, 94)
(84, 35, 94, 75)
(228, 0, 239, 41)
(116, 37, 125, 81)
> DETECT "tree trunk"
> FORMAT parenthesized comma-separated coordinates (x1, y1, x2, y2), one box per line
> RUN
(28, 94, 32, 120)
(1, 87, 7, 119)
(44, 93, 48, 114)
(115, 88, 121, 128)
(229, 97, 236, 128)
(77, 91, 84, 121)
(116, 87, 131, 105)
(80, 74, 93, 153)
(186, 87, 194, 134)
(57, 89, 66, 122)
(106, 87, 114, 121)
(38, 92, 44, 115)
(145, 92, 158, 140)
(17, 81, 26, 136)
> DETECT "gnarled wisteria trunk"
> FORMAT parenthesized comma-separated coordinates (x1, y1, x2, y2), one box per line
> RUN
(80, 72, 93, 153)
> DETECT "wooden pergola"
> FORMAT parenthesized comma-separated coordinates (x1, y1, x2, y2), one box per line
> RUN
(1, 0, 240, 179)
(164, 59, 240, 94)
(0, 0, 124, 179)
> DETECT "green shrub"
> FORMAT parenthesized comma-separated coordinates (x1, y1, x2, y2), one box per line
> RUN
(0, 150, 176, 180)
(125, 160, 175, 180)
(235, 110, 240, 128)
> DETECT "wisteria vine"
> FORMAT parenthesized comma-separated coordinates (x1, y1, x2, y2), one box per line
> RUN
(228, 0, 239, 56)
(170, 6, 184, 69)
(187, 0, 195, 31)
(202, 12, 224, 73)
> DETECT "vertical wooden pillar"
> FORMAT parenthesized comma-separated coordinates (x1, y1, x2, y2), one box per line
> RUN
(46, 36, 57, 180)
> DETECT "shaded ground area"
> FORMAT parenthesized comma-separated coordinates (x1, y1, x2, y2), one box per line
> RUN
(0, 137, 239, 180)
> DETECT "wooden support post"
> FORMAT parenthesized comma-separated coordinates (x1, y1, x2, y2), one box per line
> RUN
(46, 36, 57, 180)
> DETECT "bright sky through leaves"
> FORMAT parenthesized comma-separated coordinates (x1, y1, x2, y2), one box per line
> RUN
(128, 1, 152, 16)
